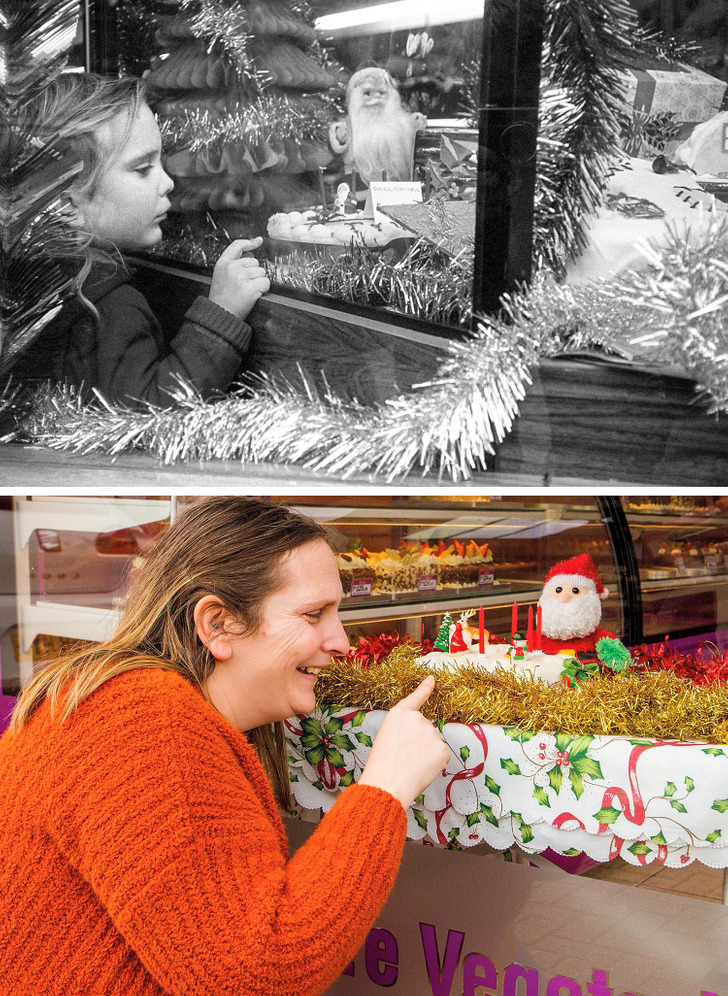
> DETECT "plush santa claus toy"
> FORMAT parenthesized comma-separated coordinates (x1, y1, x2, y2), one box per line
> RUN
(538, 553, 615, 655)
(329, 67, 426, 184)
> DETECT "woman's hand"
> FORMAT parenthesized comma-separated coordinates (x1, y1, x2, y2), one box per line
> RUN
(209, 237, 271, 320)
(358, 676, 449, 810)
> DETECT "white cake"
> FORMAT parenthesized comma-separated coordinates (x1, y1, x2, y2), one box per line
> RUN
(417, 645, 571, 686)
(267, 208, 410, 252)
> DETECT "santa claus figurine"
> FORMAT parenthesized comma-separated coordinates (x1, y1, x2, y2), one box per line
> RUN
(329, 66, 426, 185)
(538, 554, 615, 655)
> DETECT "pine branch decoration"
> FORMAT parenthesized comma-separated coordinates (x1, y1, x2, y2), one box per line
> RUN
(0, 0, 88, 374)
(0, 0, 80, 99)
(536, 0, 639, 275)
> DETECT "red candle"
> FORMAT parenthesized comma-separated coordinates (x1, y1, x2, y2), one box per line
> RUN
(479, 606, 485, 653)
(421, 620, 425, 645)
(527, 605, 533, 652)
(537, 604, 542, 651)
(511, 601, 518, 639)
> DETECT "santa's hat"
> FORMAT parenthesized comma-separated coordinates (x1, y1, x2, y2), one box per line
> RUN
(542, 553, 609, 600)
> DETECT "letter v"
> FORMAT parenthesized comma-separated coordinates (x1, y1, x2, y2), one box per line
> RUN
(419, 922, 465, 996)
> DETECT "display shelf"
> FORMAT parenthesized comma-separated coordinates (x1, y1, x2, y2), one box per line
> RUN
(8, 495, 728, 695)
(640, 576, 728, 593)
(13, 497, 171, 549)
(18, 603, 120, 654)
(11, 496, 172, 688)
(625, 513, 728, 529)
(338, 581, 539, 624)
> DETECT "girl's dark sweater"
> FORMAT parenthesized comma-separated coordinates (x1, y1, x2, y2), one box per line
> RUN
(13, 263, 252, 407)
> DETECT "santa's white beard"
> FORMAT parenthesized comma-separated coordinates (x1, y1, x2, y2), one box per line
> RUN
(538, 590, 602, 640)
(345, 102, 416, 183)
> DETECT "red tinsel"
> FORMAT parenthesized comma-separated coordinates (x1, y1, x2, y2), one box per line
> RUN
(338, 632, 433, 669)
(337, 632, 728, 685)
(630, 637, 728, 686)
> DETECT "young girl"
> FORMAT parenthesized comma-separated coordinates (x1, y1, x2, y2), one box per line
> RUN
(0, 496, 448, 995)
(14, 73, 270, 407)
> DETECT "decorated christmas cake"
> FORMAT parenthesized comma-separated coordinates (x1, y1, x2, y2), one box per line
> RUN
(267, 206, 412, 256)
(417, 610, 573, 686)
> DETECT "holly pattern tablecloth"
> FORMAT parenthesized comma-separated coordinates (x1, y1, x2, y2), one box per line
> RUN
(285, 706, 728, 868)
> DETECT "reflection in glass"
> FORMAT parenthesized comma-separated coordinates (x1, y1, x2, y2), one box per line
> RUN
(108, 0, 728, 332)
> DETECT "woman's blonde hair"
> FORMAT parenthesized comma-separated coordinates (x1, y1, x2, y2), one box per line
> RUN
(21, 72, 147, 317)
(10, 496, 329, 809)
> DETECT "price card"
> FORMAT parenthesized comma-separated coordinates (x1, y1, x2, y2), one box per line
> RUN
(673, 554, 688, 577)
(478, 569, 495, 587)
(366, 180, 423, 223)
(417, 573, 438, 593)
(350, 577, 374, 598)
(705, 554, 718, 575)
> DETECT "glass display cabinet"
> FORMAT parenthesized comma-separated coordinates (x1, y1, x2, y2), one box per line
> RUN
(621, 495, 728, 647)
(86, 0, 728, 327)
(3, 494, 728, 701)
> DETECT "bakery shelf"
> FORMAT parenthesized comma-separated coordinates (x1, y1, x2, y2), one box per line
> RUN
(13, 497, 171, 548)
(338, 581, 539, 623)
(640, 575, 728, 594)
(6, 494, 728, 698)
(18, 603, 120, 655)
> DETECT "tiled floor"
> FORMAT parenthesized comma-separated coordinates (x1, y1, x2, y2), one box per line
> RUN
(583, 856, 726, 903)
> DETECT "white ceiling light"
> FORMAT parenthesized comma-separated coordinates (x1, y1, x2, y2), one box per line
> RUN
(315, 0, 484, 37)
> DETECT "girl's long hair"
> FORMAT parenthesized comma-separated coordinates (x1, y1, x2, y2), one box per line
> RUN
(20, 72, 147, 319)
(10, 496, 329, 809)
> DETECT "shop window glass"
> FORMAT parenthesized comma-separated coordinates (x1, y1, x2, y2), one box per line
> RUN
(99, 0, 728, 337)
(622, 496, 728, 646)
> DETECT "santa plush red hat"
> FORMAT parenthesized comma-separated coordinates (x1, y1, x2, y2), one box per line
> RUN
(538, 553, 614, 653)
(542, 554, 608, 600)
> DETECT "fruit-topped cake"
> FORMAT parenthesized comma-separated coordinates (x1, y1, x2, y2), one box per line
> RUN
(435, 539, 493, 588)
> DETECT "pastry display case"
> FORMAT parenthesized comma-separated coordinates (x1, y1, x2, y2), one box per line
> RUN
(289, 496, 626, 645)
(3, 494, 728, 701)
(621, 495, 728, 646)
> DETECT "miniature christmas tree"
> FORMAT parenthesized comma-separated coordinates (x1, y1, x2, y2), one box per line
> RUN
(434, 613, 453, 651)
(596, 637, 632, 673)
(132, 0, 344, 255)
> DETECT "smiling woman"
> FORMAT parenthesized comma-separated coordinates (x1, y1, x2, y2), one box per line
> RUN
(0, 496, 448, 996)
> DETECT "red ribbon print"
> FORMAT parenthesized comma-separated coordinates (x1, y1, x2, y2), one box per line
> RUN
(598, 740, 698, 833)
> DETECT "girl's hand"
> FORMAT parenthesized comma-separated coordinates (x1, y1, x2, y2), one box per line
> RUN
(358, 676, 449, 810)
(209, 237, 270, 320)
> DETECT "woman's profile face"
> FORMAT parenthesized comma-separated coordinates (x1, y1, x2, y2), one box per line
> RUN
(204, 539, 349, 731)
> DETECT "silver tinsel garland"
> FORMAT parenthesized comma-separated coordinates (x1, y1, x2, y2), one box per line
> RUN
(180, 0, 272, 91)
(159, 94, 336, 155)
(9, 219, 728, 480)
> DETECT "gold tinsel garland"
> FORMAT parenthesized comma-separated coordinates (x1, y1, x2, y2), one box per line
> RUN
(315, 648, 728, 745)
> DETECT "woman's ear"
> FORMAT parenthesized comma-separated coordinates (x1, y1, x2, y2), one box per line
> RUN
(194, 594, 236, 661)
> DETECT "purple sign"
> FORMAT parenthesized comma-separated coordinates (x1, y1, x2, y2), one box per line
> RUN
(287, 819, 728, 995)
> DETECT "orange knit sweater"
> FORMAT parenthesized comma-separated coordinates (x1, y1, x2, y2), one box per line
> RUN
(0, 669, 407, 995)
